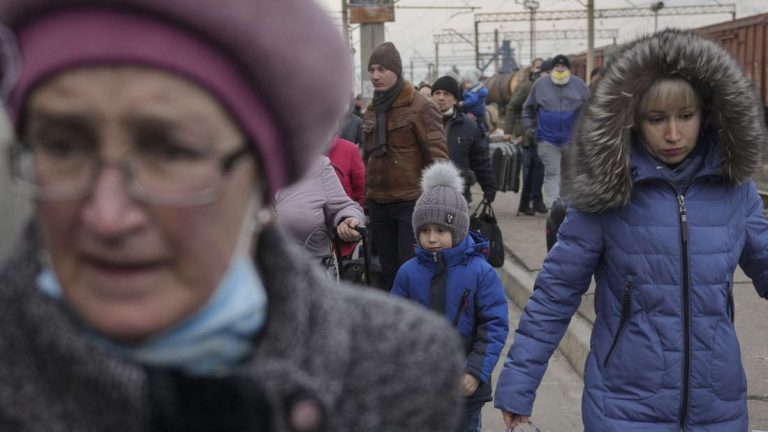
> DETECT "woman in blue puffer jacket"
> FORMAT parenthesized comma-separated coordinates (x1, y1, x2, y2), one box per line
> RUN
(495, 29, 768, 432)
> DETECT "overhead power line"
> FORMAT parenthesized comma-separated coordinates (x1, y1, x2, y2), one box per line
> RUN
(396, 5, 479, 10)
(434, 28, 619, 44)
(473, 4, 736, 23)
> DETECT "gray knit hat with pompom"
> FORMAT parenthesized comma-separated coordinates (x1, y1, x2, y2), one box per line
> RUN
(412, 161, 468, 247)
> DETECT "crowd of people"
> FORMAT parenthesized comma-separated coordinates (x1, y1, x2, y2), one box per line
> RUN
(0, 0, 766, 431)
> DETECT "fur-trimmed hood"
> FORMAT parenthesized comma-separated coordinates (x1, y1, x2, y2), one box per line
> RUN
(565, 29, 767, 213)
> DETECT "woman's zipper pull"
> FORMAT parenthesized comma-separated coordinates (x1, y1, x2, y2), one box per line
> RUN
(463, 289, 470, 313)
(677, 195, 688, 243)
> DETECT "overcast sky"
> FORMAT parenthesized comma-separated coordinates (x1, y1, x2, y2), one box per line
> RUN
(318, 0, 766, 88)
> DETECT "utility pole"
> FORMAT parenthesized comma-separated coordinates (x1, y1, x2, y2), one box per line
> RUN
(524, 0, 539, 60)
(650, 2, 665, 32)
(474, 21, 480, 69)
(435, 42, 439, 80)
(587, 0, 594, 85)
(341, 0, 349, 46)
(494, 29, 500, 74)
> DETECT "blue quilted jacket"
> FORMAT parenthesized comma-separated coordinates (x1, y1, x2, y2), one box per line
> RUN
(392, 231, 509, 405)
(495, 30, 768, 431)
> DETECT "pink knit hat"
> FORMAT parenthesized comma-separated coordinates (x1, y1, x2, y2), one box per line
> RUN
(0, 0, 353, 202)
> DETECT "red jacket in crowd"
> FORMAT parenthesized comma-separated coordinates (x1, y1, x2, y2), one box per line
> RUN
(327, 136, 365, 207)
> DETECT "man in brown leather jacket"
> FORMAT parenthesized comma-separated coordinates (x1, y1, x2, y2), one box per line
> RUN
(363, 42, 448, 291)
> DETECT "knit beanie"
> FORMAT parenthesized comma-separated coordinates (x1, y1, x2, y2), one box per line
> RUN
(368, 42, 402, 77)
(431, 76, 461, 101)
(551, 54, 571, 69)
(462, 68, 482, 86)
(412, 161, 469, 247)
(0, 0, 352, 203)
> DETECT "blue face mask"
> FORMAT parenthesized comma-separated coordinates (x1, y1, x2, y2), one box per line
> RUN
(37, 253, 268, 376)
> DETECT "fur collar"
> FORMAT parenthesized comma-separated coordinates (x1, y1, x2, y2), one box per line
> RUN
(565, 29, 767, 213)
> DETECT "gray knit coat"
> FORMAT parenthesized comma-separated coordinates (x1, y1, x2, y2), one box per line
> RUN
(0, 221, 464, 431)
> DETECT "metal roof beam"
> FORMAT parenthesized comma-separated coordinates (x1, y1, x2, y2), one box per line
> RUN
(434, 29, 620, 44)
(474, 4, 736, 23)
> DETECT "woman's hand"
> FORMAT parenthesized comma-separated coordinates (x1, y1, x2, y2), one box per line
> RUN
(502, 410, 531, 430)
(336, 218, 362, 242)
(461, 373, 480, 396)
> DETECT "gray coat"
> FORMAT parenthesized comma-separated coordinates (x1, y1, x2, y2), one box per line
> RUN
(0, 221, 464, 431)
(275, 156, 365, 257)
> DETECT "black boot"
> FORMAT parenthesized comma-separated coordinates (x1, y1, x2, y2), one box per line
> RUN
(517, 200, 535, 216)
(532, 199, 548, 214)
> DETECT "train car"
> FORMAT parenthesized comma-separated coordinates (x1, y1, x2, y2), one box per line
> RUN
(696, 12, 768, 116)
(569, 44, 626, 83)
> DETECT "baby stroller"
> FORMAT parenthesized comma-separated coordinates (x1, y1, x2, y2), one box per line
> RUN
(333, 226, 381, 287)
(305, 225, 377, 286)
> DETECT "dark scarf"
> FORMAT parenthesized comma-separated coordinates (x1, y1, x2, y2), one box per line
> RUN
(660, 137, 709, 193)
(370, 76, 405, 157)
(637, 135, 710, 194)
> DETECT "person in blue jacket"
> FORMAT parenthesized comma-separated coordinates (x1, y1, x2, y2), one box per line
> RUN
(522, 53, 589, 209)
(392, 160, 509, 432)
(496, 29, 768, 432)
(461, 69, 491, 136)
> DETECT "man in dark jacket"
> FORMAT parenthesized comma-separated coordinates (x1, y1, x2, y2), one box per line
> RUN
(506, 58, 547, 215)
(339, 101, 363, 149)
(431, 75, 497, 204)
(363, 42, 448, 291)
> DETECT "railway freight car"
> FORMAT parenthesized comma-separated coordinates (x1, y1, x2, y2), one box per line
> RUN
(696, 12, 768, 122)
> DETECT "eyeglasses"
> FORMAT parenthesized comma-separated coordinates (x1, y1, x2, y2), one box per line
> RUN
(506, 421, 542, 432)
(8, 138, 252, 207)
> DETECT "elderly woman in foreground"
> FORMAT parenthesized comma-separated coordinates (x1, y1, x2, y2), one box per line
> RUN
(0, 1, 464, 431)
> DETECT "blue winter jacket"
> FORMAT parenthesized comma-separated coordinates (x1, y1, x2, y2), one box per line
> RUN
(521, 75, 589, 146)
(392, 231, 509, 405)
(495, 141, 768, 430)
(462, 84, 488, 119)
(496, 29, 768, 432)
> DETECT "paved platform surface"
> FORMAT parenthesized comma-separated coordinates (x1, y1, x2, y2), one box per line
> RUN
(481, 291, 583, 431)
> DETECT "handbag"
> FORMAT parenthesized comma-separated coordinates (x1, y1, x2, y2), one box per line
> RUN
(469, 199, 505, 268)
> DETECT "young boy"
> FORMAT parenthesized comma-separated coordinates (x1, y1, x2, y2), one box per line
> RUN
(391, 161, 509, 432)
(461, 69, 490, 136)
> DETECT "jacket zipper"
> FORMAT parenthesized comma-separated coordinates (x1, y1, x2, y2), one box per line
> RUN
(452, 289, 470, 327)
(727, 276, 735, 324)
(677, 194, 691, 432)
(603, 278, 633, 367)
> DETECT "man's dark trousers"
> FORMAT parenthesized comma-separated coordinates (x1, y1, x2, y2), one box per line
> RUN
(367, 199, 417, 291)
(521, 143, 544, 204)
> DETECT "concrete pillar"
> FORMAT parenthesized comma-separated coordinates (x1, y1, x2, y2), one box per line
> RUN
(359, 23, 385, 101)
(587, 0, 595, 85)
